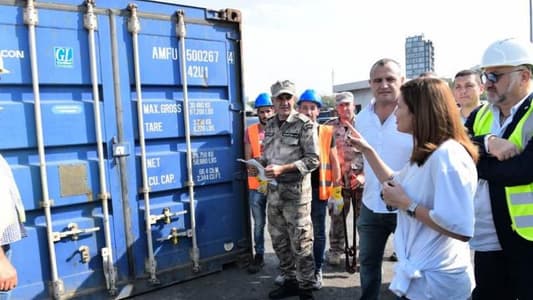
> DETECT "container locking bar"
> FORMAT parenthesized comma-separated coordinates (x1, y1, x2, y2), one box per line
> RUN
(156, 228, 193, 245)
(52, 223, 100, 242)
(24, 0, 64, 298)
(176, 9, 201, 274)
(84, 0, 117, 295)
(150, 207, 188, 225)
(128, 2, 159, 285)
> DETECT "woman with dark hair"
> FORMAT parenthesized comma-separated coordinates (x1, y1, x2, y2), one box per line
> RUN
(348, 78, 478, 299)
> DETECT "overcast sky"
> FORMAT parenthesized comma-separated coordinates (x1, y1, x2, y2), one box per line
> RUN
(176, 0, 531, 99)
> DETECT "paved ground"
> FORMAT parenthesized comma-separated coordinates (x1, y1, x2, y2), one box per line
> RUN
(130, 208, 398, 300)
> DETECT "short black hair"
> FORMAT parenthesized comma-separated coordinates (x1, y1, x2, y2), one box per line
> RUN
(454, 69, 481, 84)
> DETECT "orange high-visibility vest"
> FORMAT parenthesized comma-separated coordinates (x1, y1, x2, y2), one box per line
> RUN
(247, 123, 261, 190)
(318, 125, 334, 200)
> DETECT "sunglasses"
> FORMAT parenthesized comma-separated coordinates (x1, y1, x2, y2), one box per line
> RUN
(481, 69, 525, 84)
(276, 94, 293, 101)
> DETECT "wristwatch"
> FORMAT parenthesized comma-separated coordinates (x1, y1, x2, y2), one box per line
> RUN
(406, 201, 418, 218)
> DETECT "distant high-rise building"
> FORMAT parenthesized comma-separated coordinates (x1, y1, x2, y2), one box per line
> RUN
(405, 34, 435, 79)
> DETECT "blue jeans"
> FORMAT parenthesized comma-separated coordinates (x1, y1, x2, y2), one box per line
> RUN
(249, 190, 267, 255)
(357, 203, 397, 300)
(311, 187, 327, 272)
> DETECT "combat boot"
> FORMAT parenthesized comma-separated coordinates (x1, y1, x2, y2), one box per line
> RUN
(268, 279, 299, 299)
(247, 254, 264, 274)
(299, 288, 315, 300)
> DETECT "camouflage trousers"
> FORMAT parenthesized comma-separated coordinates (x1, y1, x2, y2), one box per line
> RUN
(328, 187, 363, 254)
(267, 185, 315, 289)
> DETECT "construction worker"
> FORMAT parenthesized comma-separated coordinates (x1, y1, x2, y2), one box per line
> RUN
(244, 93, 274, 274)
(0, 56, 26, 296)
(296, 89, 341, 290)
(258, 80, 319, 300)
(325, 92, 364, 266)
(453, 69, 484, 123)
(465, 37, 533, 299)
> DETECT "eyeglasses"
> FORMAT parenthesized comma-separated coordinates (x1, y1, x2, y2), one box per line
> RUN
(481, 69, 525, 84)
(276, 94, 293, 101)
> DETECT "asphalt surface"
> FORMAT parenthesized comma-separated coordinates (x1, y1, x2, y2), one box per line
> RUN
(130, 208, 398, 300)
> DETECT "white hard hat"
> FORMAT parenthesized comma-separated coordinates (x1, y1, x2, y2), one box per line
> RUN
(0, 56, 9, 74)
(480, 38, 533, 69)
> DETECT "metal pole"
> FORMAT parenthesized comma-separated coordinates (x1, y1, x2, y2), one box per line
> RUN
(84, 0, 116, 294)
(530, 0, 533, 42)
(24, 1, 64, 298)
(176, 10, 200, 272)
(128, 3, 159, 284)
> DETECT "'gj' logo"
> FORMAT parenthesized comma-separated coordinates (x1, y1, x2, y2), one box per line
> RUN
(54, 47, 74, 68)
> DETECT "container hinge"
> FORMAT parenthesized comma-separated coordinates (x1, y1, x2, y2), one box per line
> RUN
(149, 208, 188, 225)
(156, 227, 193, 245)
(226, 32, 240, 41)
(52, 223, 100, 242)
(207, 8, 241, 23)
(229, 103, 243, 112)
(101, 247, 118, 296)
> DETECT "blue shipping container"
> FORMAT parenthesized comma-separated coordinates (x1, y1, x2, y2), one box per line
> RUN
(0, 0, 249, 298)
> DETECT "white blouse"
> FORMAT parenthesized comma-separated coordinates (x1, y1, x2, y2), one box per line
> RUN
(0, 154, 25, 245)
(389, 139, 477, 300)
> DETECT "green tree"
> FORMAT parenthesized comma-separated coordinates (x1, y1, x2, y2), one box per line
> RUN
(320, 94, 336, 110)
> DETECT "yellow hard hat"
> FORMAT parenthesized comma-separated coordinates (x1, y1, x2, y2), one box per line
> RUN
(0, 56, 10, 74)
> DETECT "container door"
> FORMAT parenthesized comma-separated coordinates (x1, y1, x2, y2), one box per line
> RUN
(120, 1, 249, 284)
(0, 3, 126, 299)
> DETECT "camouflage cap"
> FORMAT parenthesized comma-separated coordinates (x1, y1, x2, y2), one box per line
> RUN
(271, 80, 296, 97)
(335, 92, 354, 105)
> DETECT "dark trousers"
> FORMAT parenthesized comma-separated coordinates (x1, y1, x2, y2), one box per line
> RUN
(357, 204, 396, 300)
(472, 250, 518, 300)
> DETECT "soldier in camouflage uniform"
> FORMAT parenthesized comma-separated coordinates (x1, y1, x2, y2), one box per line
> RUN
(325, 92, 365, 266)
(258, 80, 319, 300)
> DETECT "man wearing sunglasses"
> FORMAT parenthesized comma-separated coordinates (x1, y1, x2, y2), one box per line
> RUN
(465, 38, 533, 300)
(258, 80, 319, 300)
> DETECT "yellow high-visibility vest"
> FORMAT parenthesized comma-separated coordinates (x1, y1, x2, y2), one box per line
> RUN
(473, 101, 533, 241)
